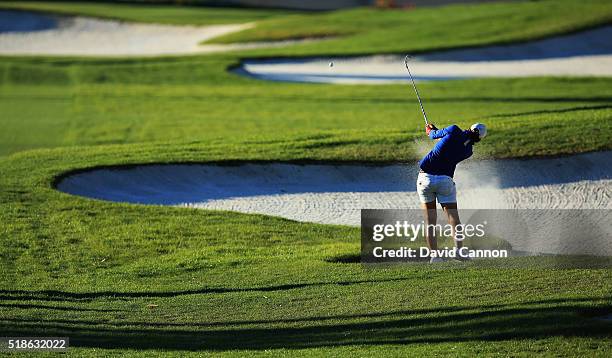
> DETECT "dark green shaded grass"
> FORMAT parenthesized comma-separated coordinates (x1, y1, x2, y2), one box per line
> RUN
(0, 1, 297, 25)
(1, 56, 611, 157)
(210, 0, 612, 56)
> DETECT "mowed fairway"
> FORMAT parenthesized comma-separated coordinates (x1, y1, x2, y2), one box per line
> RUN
(1, 58, 611, 157)
(0, 0, 611, 356)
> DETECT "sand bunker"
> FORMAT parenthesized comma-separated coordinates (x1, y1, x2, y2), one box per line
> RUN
(238, 26, 612, 83)
(0, 10, 310, 56)
(56, 151, 612, 255)
(57, 151, 609, 210)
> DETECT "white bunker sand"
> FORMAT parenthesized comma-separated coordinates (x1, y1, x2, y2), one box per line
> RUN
(0, 10, 305, 56)
(57, 152, 612, 255)
(239, 26, 612, 83)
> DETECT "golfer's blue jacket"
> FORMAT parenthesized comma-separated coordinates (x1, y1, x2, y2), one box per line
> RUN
(419, 125, 473, 178)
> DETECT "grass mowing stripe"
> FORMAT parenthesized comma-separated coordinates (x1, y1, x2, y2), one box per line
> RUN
(1, 56, 611, 157)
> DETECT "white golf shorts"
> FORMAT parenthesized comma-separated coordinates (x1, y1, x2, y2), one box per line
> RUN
(416, 172, 457, 204)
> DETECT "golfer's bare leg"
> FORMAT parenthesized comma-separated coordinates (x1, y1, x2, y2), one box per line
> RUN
(441, 203, 462, 249)
(421, 201, 437, 250)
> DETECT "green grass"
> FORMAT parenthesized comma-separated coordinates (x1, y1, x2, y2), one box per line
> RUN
(1, 0, 611, 356)
(209, 0, 612, 56)
(1, 141, 611, 356)
(0, 1, 297, 25)
(0, 1, 611, 158)
(1, 56, 611, 158)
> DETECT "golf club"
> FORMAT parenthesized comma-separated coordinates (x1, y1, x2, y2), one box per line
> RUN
(404, 55, 429, 126)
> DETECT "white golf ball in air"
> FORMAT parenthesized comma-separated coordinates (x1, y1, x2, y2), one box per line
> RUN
(329, 62, 334, 67)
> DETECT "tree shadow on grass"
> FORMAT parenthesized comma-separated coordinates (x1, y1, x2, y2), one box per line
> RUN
(0, 303, 125, 312)
(0, 277, 413, 302)
(0, 298, 610, 351)
(482, 104, 612, 119)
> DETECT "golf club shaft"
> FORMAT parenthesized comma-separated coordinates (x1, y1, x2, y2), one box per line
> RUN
(404, 55, 429, 126)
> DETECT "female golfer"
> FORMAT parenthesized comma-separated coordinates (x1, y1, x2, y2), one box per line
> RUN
(417, 123, 487, 263)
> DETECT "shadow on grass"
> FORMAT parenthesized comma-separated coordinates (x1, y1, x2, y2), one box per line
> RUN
(483, 104, 612, 119)
(0, 298, 610, 351)
(0, 303, 125, 312)
(0, 277, 412, 302)
(1, 297, 607, 327)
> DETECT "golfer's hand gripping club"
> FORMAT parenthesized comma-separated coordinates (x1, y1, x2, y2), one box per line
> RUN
(425, 123, 438, 136)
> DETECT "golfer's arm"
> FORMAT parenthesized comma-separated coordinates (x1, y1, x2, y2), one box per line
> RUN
(429, 125, 458, 140)
(429, 127, 448, 139)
